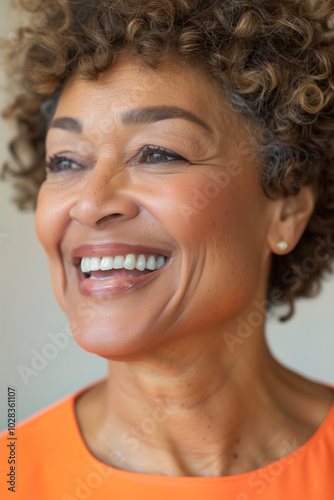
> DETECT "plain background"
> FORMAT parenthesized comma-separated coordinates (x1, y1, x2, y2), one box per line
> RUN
(1, 1, 334, 432)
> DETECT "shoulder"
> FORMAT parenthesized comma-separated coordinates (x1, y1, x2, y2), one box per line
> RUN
(0, 383, 101, 499)
(0, 379, 105, 446)
(1, 390, 75, 448)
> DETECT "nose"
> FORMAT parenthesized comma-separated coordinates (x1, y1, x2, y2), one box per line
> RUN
(69, 159, 140, 228)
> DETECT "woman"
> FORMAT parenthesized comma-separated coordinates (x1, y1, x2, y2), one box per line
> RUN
(1, 0, 334, 498)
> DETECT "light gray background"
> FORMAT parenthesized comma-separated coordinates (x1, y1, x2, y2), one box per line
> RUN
(1, 1, 333, 432)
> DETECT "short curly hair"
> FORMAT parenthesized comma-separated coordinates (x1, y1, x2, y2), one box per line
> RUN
(1, 0, 334, 319)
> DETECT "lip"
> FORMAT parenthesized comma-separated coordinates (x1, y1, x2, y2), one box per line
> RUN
(76, 262, 169, 297)
(72, 242, 171, 298)
(72, 243, 171, 261)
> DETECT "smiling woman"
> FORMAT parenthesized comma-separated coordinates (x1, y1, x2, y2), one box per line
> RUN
(38, 58, 271, 359)
(1, 0, 334, 498)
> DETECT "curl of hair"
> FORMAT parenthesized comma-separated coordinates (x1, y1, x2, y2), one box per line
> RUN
(2, 0, 334, 319)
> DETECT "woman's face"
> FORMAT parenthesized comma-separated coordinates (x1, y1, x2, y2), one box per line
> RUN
(36, 55, 277, 358)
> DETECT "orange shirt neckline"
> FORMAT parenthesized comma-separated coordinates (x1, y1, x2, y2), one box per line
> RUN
(66, 379, 334, 484)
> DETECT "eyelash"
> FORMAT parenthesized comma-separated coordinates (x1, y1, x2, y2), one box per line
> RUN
(45, 155, 80, 173)
(44, 146, 190, 173)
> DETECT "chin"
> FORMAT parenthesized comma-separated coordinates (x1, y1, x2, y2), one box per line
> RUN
(70, 320, 158, 359)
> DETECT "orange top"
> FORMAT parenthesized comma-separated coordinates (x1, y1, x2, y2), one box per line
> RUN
(1, 383, 334, 500)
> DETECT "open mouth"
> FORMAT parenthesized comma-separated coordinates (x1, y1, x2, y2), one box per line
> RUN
(79, 253, 167, 281)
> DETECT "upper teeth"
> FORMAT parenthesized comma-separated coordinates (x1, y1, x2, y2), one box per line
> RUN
(80, 255, 166, 274)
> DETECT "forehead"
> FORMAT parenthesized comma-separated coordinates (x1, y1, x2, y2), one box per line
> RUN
(54, 55, 231, 127)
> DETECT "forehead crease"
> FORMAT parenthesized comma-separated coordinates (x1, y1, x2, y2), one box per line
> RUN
(51, 61, 231, 142)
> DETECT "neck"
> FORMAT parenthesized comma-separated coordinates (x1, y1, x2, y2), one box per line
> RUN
(82, 324, 308, 477)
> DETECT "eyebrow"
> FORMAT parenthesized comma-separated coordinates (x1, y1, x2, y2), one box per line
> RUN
(121, 106, 212, 133)
(50, 117, 82, 133)
(50, 106, 212, 134)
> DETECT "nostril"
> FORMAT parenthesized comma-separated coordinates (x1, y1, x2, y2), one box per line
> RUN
(69, 184, 140, 227)
(97, 213, 124, 225)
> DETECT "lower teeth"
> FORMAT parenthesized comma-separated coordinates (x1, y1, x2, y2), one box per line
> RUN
(89, 275, 117, 281)
(85, 271, 153, 280)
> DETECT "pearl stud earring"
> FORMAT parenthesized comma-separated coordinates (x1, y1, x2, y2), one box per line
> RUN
(277, 240, 288, 251)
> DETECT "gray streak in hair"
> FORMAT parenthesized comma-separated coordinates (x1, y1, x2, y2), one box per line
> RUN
(40, 89, 62, 129)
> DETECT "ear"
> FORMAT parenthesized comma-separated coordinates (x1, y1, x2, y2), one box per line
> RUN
(267, 185, 316, 255)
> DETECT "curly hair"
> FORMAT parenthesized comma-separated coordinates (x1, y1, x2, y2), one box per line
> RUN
(1, 0, 334, 319)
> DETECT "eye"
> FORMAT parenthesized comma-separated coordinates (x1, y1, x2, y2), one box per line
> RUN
(45, 155, 81, 173)
(139, 146, 190, 165)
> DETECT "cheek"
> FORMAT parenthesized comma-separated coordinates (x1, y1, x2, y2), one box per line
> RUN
(154, 167, 265, 246)
(35, 184, 72, 310)
(35, 186, 62, 251)
(156, 169, 270, 323)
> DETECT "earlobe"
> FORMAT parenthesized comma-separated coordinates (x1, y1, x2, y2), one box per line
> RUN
(267, 185, 316, 255)
(276, 240, 288, 252)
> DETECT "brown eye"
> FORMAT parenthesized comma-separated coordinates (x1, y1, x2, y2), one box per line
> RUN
(140, 146, 189, 164)
(45, 155, 81, 172)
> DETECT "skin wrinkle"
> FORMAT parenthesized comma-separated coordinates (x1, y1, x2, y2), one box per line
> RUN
(4, 1, 334, 320)
(35, 55, 334, 477)
(47, 116, 215, 167)
(46, 61, 227, 164)
(50, 105, 213, 136)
